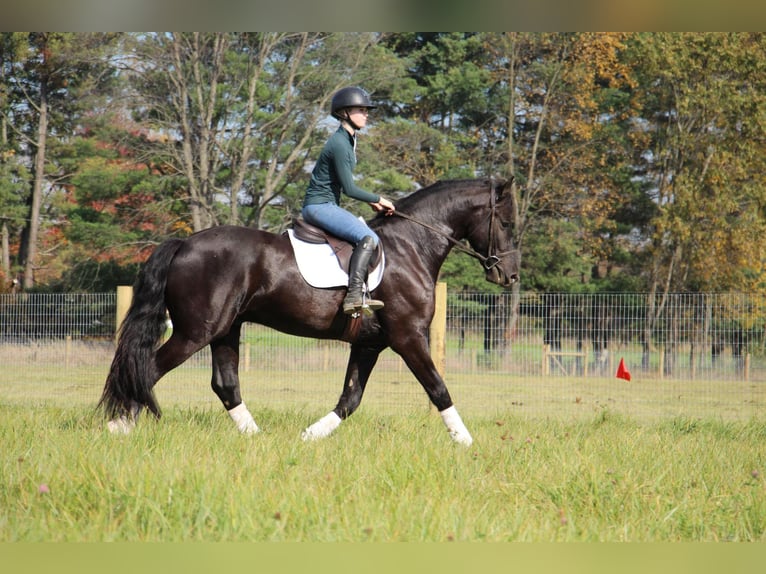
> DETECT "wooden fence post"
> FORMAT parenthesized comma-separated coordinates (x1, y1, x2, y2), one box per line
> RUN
(429, 282, 447, 411)
(65, 335, 71, 368)
(115, 285, 132, 344)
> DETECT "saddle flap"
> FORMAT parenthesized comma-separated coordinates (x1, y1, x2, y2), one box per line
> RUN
(290, 218, 382, 271)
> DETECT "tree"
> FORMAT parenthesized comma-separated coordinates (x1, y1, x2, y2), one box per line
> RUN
(126, 32, 410, 234)
(0, 32, 121, 289)
(481, 33, 635, 257)
(380, 33, 494, 180)
(51, 115, 189, 291)
(464, 33, 636, 351)
(628, 33, 766, 295)
(612, 34, 766, 370)
(381, 33, 638, 293)
(0, 34, 29, 284)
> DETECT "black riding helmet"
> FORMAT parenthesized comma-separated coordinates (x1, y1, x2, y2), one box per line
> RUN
(331, 87, 377, 126)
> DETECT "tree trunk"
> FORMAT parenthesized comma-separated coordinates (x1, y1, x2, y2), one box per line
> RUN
(0, 112, 9, 277)
(1, 220, 9, 277)
(22, 81, 47, 290)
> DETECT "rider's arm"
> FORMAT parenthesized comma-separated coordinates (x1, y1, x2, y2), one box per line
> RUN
(331, 139, 380, 204)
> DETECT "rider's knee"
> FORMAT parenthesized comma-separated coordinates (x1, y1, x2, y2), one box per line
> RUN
(359, 235, 377, 249)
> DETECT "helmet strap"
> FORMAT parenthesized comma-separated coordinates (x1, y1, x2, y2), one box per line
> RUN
(341, 110, 361, 132)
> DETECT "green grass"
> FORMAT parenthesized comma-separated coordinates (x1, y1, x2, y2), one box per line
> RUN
(2, 361, 764, 424)
(2, 403, 764, 541)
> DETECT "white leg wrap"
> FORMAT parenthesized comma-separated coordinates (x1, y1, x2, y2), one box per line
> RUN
(301, 411, 342, 441)
(440, 406, 473, 446)
(107, 415, 136, 434)
(228, 403, 260, 434)
(107, 401, 142, 435)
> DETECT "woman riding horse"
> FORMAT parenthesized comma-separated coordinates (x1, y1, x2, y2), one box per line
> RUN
(301, 86, 396, 315)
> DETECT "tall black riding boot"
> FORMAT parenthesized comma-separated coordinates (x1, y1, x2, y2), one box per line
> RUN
(343, 236, 384, 315)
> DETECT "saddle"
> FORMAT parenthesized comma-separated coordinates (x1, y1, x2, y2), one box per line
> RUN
(289, 218, 384, 342)
(291, 218, 382, 274)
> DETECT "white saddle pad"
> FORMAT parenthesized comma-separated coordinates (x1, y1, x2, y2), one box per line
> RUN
(287, 229, 385, 289)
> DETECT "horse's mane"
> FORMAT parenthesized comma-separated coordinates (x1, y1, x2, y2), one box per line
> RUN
(382, 177, 499, 215)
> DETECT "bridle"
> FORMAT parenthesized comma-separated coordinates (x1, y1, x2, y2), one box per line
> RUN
(392, 178, 516, 271)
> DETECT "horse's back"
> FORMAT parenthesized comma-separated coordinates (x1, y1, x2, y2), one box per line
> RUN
(166, 226, 291, 296)
(185, 225, 281, 249)
(179, 225, 288, 261)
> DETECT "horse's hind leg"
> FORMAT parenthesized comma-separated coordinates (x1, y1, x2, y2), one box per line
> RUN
(302, 343, 382, 441)
(106, 401, 143, 434)
(105, 331, 202, 433)
(210, 323, 259, 434)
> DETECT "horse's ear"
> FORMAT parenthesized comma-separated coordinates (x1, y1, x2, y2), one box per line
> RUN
(494, 176, 514, 199)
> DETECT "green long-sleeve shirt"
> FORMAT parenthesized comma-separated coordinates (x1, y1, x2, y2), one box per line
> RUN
(303, 126, 380, 207)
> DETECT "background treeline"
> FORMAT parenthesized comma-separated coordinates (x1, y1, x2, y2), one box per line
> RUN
(1, 32, 765, 299)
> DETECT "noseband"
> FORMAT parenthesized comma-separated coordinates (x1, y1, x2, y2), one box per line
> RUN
(479, 178, 516, 270)
(393, 179, 516, 270)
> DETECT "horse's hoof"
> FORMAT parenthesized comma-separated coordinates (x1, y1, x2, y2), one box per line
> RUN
(238, 420, 260, 435)
(300, 429, 319, 441)
(449, 430, 473, 447)
(301, 412, 342, 441)
(107, 417, 135, 434)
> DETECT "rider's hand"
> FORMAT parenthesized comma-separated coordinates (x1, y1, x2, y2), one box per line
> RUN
(371, 197, 395, 216)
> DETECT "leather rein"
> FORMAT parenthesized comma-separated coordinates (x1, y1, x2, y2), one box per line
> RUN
(392, 179, 515, 271)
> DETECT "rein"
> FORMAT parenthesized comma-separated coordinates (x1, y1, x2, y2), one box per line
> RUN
(391, 180, 515, 270)
(392, 211, 497, 267)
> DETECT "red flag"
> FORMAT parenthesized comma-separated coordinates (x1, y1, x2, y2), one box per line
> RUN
(616, 357, 631, 381)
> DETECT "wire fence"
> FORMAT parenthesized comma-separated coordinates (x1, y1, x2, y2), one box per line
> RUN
(1, 290, 764, 422)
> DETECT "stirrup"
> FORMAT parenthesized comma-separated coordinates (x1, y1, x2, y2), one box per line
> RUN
(367, 299, 384, 310)
(343, 296, 384, 315)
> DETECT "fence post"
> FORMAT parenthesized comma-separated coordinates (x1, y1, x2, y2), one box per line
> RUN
(429, 282, 447, 411)
(115, 286, 133, 344)
(243, 344, 251, 372)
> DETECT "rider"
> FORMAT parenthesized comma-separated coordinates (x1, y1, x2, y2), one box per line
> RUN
(302, 86, 396, 315)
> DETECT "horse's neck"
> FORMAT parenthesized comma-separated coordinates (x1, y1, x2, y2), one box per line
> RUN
(405, 190, 477, 242)
(392, 190, 478, 273)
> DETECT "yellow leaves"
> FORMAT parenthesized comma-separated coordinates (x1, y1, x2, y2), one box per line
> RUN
(562, 118, 594, 141)
(573, 33, 635, 90)
(171, 221, 194, 235)
(657, 179, 766, 291)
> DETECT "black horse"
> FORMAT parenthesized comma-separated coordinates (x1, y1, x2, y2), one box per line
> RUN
(99, 178, 520, 445)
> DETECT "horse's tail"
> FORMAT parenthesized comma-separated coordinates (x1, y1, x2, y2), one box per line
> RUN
(98, 238, 186, 420)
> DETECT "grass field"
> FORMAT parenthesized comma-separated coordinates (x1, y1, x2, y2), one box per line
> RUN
(2, 335, 764, 424)
(2, 402, 764, 542)
(2, 360, 764, 423)
(2, 332, 765, 543)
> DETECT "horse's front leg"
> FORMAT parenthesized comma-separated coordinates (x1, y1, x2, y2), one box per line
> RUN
(302, 343, 382, 441)
(210, 324, 259, 435)
(396, 334, 473, 446)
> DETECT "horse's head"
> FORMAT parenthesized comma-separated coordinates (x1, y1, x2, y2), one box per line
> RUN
(385, 177, 521, 287)
(466, 178, 520, 288)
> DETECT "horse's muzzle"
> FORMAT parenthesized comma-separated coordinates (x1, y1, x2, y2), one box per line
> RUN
(484, 250, 520, 288)
(486, 269, 520, 287)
